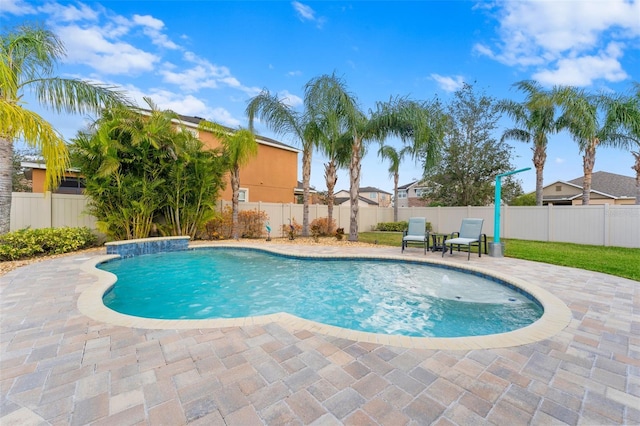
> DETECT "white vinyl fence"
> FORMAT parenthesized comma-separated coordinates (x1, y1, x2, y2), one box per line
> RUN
(9, 193, 640, 248)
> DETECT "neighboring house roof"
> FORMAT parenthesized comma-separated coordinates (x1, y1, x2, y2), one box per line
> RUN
(398, 181, 426, 191)
(21, 162, 80, 173)
(567, 171, 635, 199)
(335, 196, 378, 206)
(544, 171, 635, 201)
(359, 186, 392, 195)
(294, 181, 318, 195)
(175, 113, 300, 153)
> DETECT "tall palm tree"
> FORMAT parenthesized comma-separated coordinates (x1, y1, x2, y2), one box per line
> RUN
(307, 74, 445, 241)
(553, 86, 631, 205)
(378, 144, 409, 222)
(246, 90, 319, 237)
(0, 24, 128, 233)
(603, 84, 640, 204)
(199, 121, 257, 239)
(500, 81, 556, 206)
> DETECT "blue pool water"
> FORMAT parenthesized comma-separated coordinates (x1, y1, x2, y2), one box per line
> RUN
(100, 248, 543, 338)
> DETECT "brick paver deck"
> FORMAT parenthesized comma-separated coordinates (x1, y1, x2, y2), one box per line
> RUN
(1, 242, 638, 425)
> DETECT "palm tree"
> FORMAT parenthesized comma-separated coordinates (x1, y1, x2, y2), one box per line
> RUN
(246, 90, 319, 237)
(602, 84, 640, 204)
(199, 121, 257, 239)
(500, 81, 556, 206)
(378, 144, 409, 222)
(0, 24, 128, 234)
(306, 74, 445, 241)
(553, 86, 632, 205)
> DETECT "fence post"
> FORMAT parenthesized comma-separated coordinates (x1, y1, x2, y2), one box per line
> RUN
(45, 191, 53, 228)
(603, 204, 610, 247)
(547, 204, 553, 242)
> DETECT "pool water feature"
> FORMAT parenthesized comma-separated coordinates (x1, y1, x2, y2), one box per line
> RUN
(100, 248, 543, 338)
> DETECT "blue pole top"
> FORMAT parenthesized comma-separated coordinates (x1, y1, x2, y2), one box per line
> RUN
(496, 167, 531, 179)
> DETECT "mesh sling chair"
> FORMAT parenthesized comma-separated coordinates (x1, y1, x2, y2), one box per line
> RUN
(401, 217, 429, 254)
(443, 218, 484, 260)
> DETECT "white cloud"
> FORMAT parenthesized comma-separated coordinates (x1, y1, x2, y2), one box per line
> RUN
(159, 52, 261, 97)
(555, 158, 565, 164)
(430, 74, 465, 92)
(278, 90, 303, 107)
(478, 0, 640, 86)
(38, 2, 100, 22)
(533, 43, 628, 86)
(287, 70, 302, 77)
(292, 1, 315, 20)
(0, 0, 36, 16)
(133, 14, 179, 49)
(55, 25, 159, 75)
(292, 1, 326, 28)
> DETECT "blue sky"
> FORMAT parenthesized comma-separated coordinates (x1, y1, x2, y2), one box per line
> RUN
(3, 0, 639, 194)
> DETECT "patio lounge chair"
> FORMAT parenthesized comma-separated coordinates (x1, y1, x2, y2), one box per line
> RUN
(443, 218, 484, 260)
(402, 217, 429, 254)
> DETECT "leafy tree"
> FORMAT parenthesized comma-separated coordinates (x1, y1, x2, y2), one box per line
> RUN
(199, 121, 257, 239)
(500, 81, 556, 206)
(246, 90, 319, 236)
(552, 86, 631, 205)
(71, 99, 225, 239)
(510, 192, 536, 206)
(0, 24, 128, 234)
(421, 83, 522, 206)
(11, 147, 37, 192)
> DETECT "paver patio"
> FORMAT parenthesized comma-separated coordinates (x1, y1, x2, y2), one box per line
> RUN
(1, 241, 638, 425)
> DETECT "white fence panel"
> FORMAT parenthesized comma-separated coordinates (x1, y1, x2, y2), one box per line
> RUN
(9, 194, 640, 248)
(551, 206, 605, 245)
(607, 205, 640, 248)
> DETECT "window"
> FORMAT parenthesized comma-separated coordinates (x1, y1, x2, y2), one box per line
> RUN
(380, 194, 386, 201)
(370, 192, 376, 199)
(238, 189, 247, 202)
(415, 189, 425, 197)
(56, 177, 85, 194)
(398, 191, 407, 199)
(555, 185, 562, 192)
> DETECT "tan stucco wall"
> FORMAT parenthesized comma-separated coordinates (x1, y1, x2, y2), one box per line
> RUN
(197, 130, 298, 203)
(31, 169, 82, 193)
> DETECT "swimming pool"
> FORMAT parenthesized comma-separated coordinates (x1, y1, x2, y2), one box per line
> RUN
(99, 247, 543, 338)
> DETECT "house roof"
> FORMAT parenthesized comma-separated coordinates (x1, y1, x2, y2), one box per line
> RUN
(567, 171, 635, 198)
(294, 181, 317, 195)
(175, 113, 300, 153)
(398, 181, 426, 191)
(359, 186, 392, 195)
(543, 171, 636, 201)
(335, 196, 378, 206)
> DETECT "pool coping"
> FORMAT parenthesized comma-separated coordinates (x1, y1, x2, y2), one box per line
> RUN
(77, 243, 573, 350)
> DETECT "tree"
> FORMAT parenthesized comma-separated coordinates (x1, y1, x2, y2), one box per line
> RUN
(552, 86, 631, 205)
(378, 144, 409, 222)
(71, 99, 225, 239)
(199, 121, 258, 239)
(601, 84, 640, 204)
(500, 81, 556, 206)
(422, 83, 522, 206)
(11, 147, 37, 192)
(0, 24, 128, 234)
(246, 90, 319, 236)
(305, 75, 443, 241)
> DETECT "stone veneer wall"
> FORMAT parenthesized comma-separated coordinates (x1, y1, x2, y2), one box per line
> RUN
(105, 236, 190, 258)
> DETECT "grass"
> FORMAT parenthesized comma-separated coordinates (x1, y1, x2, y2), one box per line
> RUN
(358, 231, 640, 281)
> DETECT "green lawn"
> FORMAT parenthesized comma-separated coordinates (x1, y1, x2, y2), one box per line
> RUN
(358, 231, 640, 281)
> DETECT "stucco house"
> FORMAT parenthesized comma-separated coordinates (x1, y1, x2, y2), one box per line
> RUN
(334, 186, 392, 207)
(23, 113, 300, 203)
(396, 180, 428, 207)
(542, 171, 636, 205)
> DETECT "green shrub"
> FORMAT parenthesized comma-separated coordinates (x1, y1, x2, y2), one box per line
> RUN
(204, 207, 269, 239)
(376, 221, 432, 232)
(0, 227, 97, 261)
